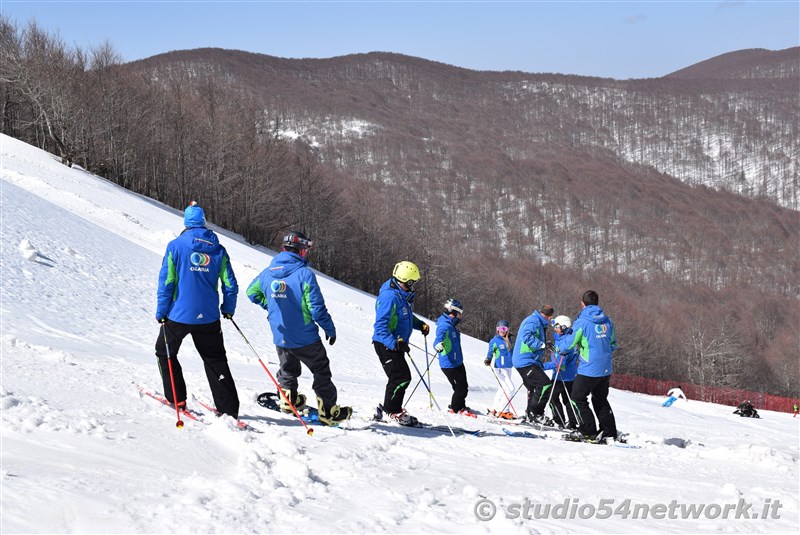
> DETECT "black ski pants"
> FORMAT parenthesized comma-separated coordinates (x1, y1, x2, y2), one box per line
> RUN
(516, 365, 551, 417)
(441, 364, 469, 413)
(276, 340, 338, 410)
(155, 320, 239, 418)
(374, 342, 411, 414)
(572, 374, 616, 438)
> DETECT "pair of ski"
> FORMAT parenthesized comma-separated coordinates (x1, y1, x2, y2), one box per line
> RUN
(138, 386, 261, 433)
(255, 392, 374, 431)
(372, 405, 484, 437)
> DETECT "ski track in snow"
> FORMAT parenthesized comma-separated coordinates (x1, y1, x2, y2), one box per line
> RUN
(1, 134, 799, 533)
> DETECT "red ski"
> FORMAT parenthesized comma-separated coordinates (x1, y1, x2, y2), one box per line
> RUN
(194, 398, 261, 433)
(137, 386, 203, 422)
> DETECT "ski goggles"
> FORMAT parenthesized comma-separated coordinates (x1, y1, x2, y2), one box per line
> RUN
(283, 234, 314, 250)
(497, 326, 509, 334)
(398, 278, 418, 289)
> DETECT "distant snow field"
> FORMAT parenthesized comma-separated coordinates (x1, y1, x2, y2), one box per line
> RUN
(1, 133, 798, 533)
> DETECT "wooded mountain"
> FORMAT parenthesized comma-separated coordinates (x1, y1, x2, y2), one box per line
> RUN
(2, 19, 797, 396)
(130, 47, 799, 210)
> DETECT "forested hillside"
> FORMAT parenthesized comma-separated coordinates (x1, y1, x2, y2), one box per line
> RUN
(1, 18, 798, 396)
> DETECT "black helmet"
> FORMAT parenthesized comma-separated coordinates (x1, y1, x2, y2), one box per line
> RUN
(282, 230, 313, 251)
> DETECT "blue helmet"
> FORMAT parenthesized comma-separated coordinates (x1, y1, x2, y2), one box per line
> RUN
(444, 298, 464, 315)
(496, 319, 510, 329)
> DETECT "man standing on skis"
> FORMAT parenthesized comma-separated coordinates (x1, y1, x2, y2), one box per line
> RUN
(154, 201, 240, 418)
(372, 261, 430, 426)
(247, 230, 351, 426)
(434, 298, 472, 416)
(513, 304, 556, 424)
(567, 290, 618, 443)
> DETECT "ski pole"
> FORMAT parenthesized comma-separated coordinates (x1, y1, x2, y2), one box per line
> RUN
(162, 322, 184, 429)
(405, 350, 456, 437)
(561, 379, 582, 426)
(403, 341, 435, 408)
(228, 318, 314, 436)
(424, 335, 433, 410)
(489, 364, 518, 416)
(543, 352, 566, 425)
(499, 382, 526, 415)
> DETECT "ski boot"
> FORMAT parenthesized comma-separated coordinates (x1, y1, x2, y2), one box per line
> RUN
(379, 404, 418, 426)
(564, 429, 592, 442)
(279, 388, 306, 414)
(316, 397, 352, 426)
(528, 413, 556, 427)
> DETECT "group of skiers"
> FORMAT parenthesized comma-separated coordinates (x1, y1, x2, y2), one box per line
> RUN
(153, 204, 619, 441)
(368, 259, 620, 443)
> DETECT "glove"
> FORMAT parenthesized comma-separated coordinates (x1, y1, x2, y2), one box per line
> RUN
(420, 323, 430, 336)
(222, 312, 233, 320)
(157, 316, 167, 324)
(396, 339, 410, 354)
(484, 358, 491, 367)
(326, 334, 336, 346)
(434, 342, 445, 353)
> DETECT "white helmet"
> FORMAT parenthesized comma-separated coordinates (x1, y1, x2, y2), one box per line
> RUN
(553, 315, 572, 330)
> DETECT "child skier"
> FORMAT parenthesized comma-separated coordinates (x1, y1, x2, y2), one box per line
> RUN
(485, 319, 516, 419)
(372, 261, 429, 426)
(434, 298, 473, 416)
(544, 315, 580, 429)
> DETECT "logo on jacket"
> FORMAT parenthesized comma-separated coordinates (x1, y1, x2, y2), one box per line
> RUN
(595, 324, 608, 338)
(270, 280, 288, 299)
(190, 252, 211, 272)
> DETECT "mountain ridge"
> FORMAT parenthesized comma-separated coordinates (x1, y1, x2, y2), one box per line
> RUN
(124, 46, 800, 209)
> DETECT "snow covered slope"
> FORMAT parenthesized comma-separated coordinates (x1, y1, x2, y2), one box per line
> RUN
(1, 134, 798, 533)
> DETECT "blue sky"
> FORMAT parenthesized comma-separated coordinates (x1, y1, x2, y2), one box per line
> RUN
(2, 1, 798, 79)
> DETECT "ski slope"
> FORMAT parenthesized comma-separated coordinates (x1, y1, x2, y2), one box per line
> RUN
(1, 134, 798, 534)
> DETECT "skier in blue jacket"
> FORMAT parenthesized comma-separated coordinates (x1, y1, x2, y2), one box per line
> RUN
(485, 320, 516, 418)
(434, 298, 472, 415)
(154, 201, 240, 418)
(372, 261, 429, 426)
(567, 290, 618, 442)
(513, 304, 556, 423)
(544, 315, 580, 429)
(247, 230, 351, 426)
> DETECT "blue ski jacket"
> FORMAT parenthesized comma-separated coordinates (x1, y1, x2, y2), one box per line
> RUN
(544, 329, 579, 382)
(512, 310, 550, 369)
(246, 251, 335, 349)
(372, 278, 425, 350)
(486, 334, 513, 368)
(569, 304, 617, 377)
(156, 227, 238, 324)
(434, 313, 463, 369)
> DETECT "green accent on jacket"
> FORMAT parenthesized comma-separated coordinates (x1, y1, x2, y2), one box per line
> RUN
(569, 326, 591, 362)
(302, 282, 313, 325)
(219, 255, 233, 290)
(246, 279, 267, 307)
(165, 251, 178, 301)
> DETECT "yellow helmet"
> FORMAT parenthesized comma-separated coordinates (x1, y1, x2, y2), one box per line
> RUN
(392, 261, 420, 284)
